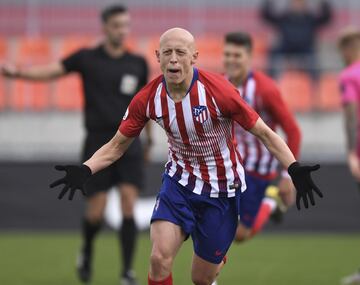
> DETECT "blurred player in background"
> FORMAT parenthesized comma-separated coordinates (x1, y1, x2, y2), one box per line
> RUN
(1, 5, 150, 285)
(49, 27, 322, 285)
(338, 27, 360, 285)
(223, 32, 301, 243)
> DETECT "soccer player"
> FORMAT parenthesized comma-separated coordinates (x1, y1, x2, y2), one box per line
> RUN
(1, 5, 149, 285)
(222, 32, 301, 243)
(338, 27, 360, 285)
(50, 28, 322, 285)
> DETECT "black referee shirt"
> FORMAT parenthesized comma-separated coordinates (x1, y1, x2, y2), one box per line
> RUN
(62, 45, 148, 133)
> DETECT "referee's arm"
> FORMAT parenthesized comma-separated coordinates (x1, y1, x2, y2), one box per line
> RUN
(1, 61, 66, 81)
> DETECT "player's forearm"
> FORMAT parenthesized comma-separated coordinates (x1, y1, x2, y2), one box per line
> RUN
(83, 131, 134, 174)
(17, 63, 65, 81)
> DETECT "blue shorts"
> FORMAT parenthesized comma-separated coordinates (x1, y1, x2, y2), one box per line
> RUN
(239, 174, 270, 228)
(151, 174, 240, 264)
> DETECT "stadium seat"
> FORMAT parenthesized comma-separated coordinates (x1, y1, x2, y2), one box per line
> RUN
(52, 37, 94, 111)
(16, 37, 51, 63)
(144, 36, 161, 80)
(278, 71, 313, 112)
(10, 81, 50, 111)
(0, 37, 8, 61)
(252, 35, 268, 70)
(317, 73, 341, 111)
(10, 37, 52, 110)
(196, 36, 223, 72)
(59, 36, 95, 58)
(53, 74, 83, 111)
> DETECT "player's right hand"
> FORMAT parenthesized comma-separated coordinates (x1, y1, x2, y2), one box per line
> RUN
(1, 63, 20, 78)
(49, 165, 92, 200)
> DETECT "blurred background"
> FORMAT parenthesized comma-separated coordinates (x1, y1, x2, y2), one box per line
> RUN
(0, 0, 359, 284)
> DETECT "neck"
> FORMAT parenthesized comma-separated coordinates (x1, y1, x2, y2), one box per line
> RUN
(167, 68, 194, 100)
(229, 71, 248, 87)
(103, 40, 125, 57)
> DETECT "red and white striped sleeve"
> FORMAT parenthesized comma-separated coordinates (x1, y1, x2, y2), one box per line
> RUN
(201, 70, 259, 130)
(119, 88, 149, 138)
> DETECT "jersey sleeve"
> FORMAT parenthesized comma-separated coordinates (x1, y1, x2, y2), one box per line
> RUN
(61, 49, 85, 73)
(260, 81, 302, 158)
(340, 77, 358, 105)
(119, 89, 149, 137)
(225, 89, 259, 130)
(210, 78, 259, 130)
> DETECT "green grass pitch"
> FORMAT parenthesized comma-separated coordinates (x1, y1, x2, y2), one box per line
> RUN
(0, 232, 358, 285)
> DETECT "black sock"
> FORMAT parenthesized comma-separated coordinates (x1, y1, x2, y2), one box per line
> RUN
(119, 217, 138, 276)
(82, 218, 102, 253)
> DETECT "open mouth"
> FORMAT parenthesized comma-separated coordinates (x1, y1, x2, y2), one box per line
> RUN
(167, 68, 181, 74)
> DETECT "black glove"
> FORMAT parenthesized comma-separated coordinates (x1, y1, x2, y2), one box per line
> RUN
(288, 162, 323, 210)
(49, 165, 92, 200)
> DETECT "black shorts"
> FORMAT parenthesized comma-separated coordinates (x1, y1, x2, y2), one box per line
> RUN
(82, 131, 144, 197)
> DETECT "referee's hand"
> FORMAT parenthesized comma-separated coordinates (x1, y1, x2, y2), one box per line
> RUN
(288, 162, 323, 210)
(49, 164, 92, 200)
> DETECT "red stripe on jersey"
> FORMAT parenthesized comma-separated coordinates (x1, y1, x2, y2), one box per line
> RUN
(189, 82, 210, 184)
(204, 91, 228, 192)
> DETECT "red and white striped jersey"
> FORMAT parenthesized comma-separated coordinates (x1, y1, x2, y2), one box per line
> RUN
(120, 68, 259, 198)
(232, 71, 301, 180)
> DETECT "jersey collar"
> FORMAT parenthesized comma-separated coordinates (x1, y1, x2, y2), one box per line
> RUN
(162, 67, 199, 98)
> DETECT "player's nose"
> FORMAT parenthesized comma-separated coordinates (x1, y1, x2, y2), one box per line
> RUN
(169, 51, 178, 63)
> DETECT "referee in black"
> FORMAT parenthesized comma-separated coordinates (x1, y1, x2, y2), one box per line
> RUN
(1, 5, 150, 285)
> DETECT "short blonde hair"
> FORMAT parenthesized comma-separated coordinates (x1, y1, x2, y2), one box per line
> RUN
(338, 26, 360, 48)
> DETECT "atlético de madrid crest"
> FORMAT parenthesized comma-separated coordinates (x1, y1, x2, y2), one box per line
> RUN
(192, 105, 209, 123)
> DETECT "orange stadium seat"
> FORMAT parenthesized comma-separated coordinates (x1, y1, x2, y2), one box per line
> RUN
(317, 73, 341, 111)
(53, 37, 94, 111)
(144, 36, 161, 80)
(196, 36, 223, 72)
(252, 35, 268, 69)
(11, 37, 52, 110)
(53, 74, 83, 111)
(278, 71, 313, 112)
(59, 36, 95, 58)
(0, 37, 8, 61)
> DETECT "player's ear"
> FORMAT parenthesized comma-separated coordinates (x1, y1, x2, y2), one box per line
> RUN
(191, 50, 199, 65)
(155, 50, 160, 63)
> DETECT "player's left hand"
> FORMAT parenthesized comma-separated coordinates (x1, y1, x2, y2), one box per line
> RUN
(288, 162, 323, 210)
(49, 164, 92, 200)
